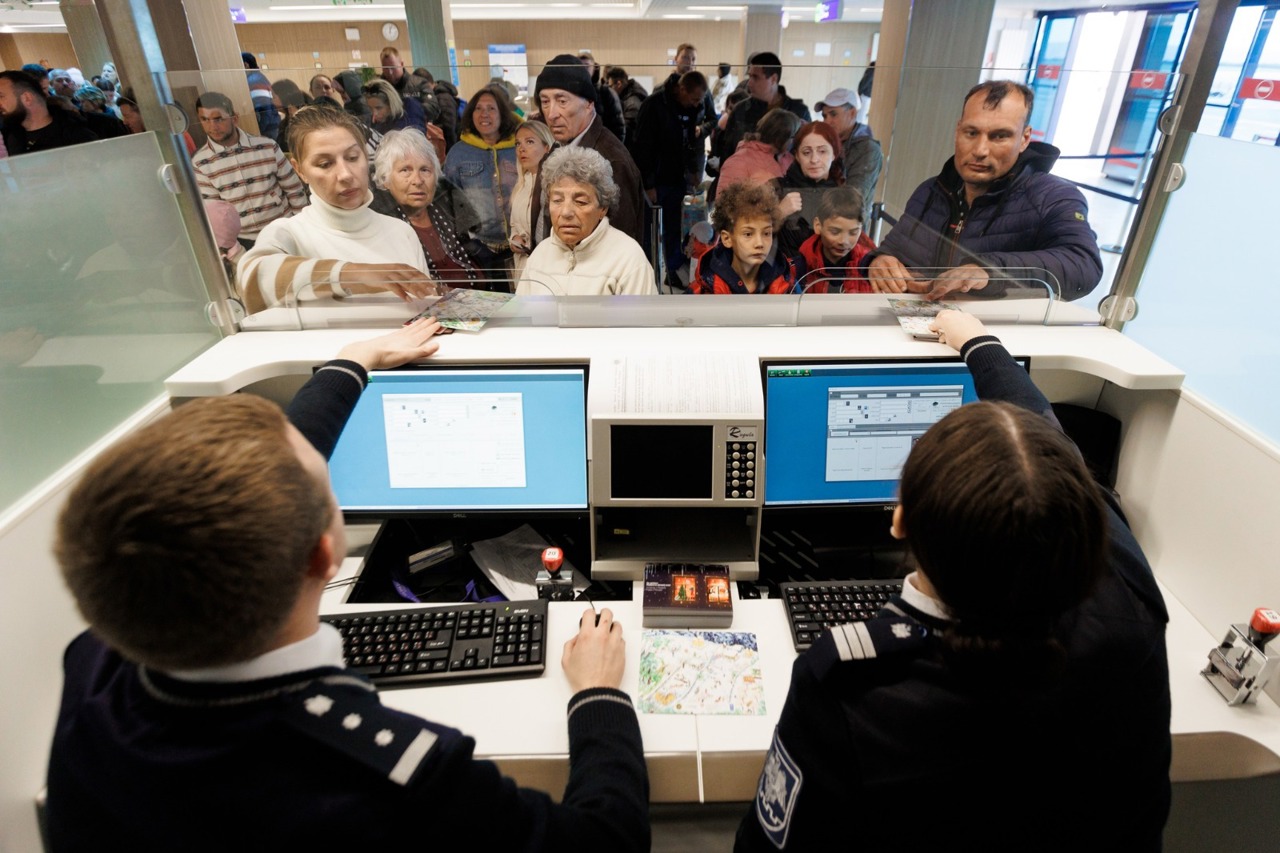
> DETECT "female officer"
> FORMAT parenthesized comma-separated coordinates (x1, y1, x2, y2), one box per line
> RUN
(737, 311, 1171, 852)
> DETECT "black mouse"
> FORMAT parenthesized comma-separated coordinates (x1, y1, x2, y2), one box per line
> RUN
(579, 612, 602, 628)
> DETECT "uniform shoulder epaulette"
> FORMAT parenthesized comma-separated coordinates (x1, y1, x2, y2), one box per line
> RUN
(829, 616, 929, 664)
(281, 677, 439, 786)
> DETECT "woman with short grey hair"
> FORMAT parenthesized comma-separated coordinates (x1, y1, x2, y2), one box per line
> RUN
(372, 129, 481, 286)
(518, 147, 655, 296)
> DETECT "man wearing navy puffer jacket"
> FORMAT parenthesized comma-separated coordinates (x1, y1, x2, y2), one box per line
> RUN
(863, 80, 1103, 302)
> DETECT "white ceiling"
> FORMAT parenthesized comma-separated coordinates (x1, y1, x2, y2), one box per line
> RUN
(0, 0, 1106, 33)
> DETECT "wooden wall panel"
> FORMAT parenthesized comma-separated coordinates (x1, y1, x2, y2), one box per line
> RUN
(0, 33, 78, 73)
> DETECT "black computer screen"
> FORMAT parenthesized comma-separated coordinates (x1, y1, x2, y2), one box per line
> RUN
(762, 357, 1028, 506)
(609, 424, 714, 499)
(328, 365, 589, 513)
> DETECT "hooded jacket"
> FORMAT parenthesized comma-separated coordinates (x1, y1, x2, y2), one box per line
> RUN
(863, 142, 1103, 300)
(442, 131, 520, 248)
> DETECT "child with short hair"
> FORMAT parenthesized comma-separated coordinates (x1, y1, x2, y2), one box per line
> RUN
(690, 182, 799, 294)
(796, 186, 878, 293)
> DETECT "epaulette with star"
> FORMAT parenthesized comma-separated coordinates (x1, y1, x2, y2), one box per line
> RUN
(282, 679, 440, 786)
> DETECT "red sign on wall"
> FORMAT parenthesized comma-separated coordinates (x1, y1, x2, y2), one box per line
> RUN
(1036, 64, 1061, 81)
(1128, 70, 1169, 90)
(1239, 78, 1280, 102)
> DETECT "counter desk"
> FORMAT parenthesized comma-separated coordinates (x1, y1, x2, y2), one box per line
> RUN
(167, 314, 1280, 803)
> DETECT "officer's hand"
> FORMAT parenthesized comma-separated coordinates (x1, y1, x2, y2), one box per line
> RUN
(922, 264, 989, 301)
(867, 254, 917, 294)
(562, 607, 625, 693)
(337, 317, 444, 369)
(928, 309, 988, 353)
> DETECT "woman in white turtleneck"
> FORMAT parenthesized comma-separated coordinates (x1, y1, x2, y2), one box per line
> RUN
(237, 107, 438, 314)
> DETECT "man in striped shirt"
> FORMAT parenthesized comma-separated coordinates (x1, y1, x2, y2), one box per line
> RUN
(192, 91, 308, 246)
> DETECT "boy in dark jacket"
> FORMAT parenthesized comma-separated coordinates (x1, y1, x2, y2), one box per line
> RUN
(691, 182, 798, 295)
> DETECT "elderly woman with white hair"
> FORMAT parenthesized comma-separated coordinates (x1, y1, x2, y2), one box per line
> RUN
(517, 147, 656, 296)
(372, 129, 482, 287)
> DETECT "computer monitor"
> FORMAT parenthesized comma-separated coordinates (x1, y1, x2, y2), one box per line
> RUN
(328, 364, 589, 515)
(762, 357, 1029, 507)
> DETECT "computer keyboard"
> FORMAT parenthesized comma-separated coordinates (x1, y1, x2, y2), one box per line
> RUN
(323, 599, 547, 687)
(781, 579, 904, 651)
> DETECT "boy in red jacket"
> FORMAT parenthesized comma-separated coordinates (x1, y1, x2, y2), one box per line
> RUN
(795, 187, 876, 293)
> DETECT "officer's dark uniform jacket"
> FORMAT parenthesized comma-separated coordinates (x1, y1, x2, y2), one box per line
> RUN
(863, 142, 1104, 301)
(736, 339, 1172, 852)
(46, 362, 650, 852)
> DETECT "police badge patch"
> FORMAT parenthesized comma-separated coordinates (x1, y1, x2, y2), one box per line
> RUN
(755, 728, 803, 849)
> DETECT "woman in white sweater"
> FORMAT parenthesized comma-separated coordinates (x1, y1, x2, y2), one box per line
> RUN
(517, 147, 656, 297)
(236, 108, 438, 314)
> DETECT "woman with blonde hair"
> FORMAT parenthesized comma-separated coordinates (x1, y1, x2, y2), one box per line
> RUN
(509, 119, 554, 274)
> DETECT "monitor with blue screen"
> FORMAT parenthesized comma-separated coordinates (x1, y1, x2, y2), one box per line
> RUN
(762, 357, 1029, 507)
(328, 365, 589, 513)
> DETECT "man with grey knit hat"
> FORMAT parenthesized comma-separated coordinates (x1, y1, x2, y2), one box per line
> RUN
(533, 54, 645, 250)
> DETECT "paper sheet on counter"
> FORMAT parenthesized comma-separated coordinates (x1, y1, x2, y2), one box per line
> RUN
(469, 523, 587, 601)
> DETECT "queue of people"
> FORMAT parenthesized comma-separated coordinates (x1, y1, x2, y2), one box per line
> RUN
(1, 50, 1106, 308)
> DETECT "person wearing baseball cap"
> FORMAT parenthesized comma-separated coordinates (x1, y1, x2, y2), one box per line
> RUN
(532, 55, 645, 252)
(817, 87, 881, 224)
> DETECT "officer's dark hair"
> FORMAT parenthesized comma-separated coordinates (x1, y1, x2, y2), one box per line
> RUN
(899, 401, 1107, 674)
(605, 67, 628, 84)
(0, 70, 47, 103)
(196, 90, 235, 115)
(712, 180, 779, 235)
(748, 51, 782, 82)
(56, 395, 333, 670)
(816, 186, 864, 224)
(963, 79, 1035, 127)
(718, 62, 731, 77)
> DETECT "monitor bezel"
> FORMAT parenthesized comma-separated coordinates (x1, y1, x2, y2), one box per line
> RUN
(759, 354, 1031, 509)
(331, 361, 591, 519)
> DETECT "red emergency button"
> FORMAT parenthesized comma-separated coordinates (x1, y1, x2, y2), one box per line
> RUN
(1248, 608, 1280, 647)
(542, 547, 564, 576)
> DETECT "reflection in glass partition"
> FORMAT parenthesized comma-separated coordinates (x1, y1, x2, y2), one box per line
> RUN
(0, 134, 221, 514)
(1125, 132, 1280, 444)
(180, 50, 1161, 328)
(1199, 3, 1280, 146)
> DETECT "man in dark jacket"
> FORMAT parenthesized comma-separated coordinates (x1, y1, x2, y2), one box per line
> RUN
(534, 55, 646, 250)
(0, 70, 98, 155)
(419, 69, 460, 149)
(607, 67, 648, 145)
(715, 51, 809, 170)
(864, 80, 1102, 302)
(632, 71, 709, 281)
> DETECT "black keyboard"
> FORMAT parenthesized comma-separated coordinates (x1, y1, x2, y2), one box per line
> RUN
(781, 579, 904, 651)
(323, 599, 547, 687)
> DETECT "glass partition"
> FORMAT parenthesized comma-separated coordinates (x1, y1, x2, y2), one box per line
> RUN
(1123, 129, 1280, 443)
(167, 49, 1163, 333)
(0, 133, 222, 514)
